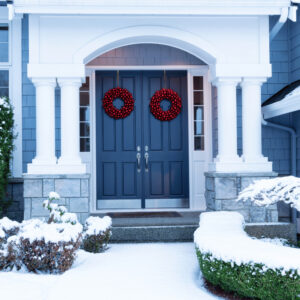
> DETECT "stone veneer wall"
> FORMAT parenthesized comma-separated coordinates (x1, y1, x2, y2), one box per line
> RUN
(4, 178, 24, 222)
(205, 172, 279, 223)
(23, 174, 90, 223)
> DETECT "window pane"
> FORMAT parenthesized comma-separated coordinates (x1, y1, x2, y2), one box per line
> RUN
(194, 106, 203, 121)
(195, 136, 205, 151)
(0, 26, 8, 43)
(194, 121, 204, 135)
(80, 122, 90, 137)
(80, 92, 89, 106)
(0, 43, 8, 62)
(194, 91, 203, 105)
(80, 138, 90, 152)
(0, 70, 8, 87)
(193, 76, 203, 90)
(0, 87, 8, 97)
(80, 107, 90, 122)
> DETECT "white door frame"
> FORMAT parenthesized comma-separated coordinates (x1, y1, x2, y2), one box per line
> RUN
(85, 65, 212, 213)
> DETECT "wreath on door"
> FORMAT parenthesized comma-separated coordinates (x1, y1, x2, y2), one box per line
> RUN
(102, 87, 134, 119)
(150, 88, 182, 121)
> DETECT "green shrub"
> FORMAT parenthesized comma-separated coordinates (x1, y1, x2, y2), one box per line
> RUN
(196, 249, 300, 300)
(82, 228, 111, 253)
(82, 216, 112, 253)
(0, 97, 14, 217)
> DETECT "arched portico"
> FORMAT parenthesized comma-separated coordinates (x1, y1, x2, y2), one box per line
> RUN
(73, 26, 220, 66)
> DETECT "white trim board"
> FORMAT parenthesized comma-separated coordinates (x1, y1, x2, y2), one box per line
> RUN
(87, 65, 212, 213)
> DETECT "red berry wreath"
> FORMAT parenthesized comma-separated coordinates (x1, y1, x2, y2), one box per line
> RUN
(150, 88, 182, 121)
(102, 87, 134, 119)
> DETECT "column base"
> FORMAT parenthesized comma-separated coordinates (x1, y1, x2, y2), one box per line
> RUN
(209, 159, 273, 173)
(205, 171, 278, 223)
(27, 157, 57, 174)
(57, 157, 86, 174)
(23, 174, 90, 223)
(56, 163, 86, 174)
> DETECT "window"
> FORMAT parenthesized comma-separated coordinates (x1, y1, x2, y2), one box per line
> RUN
(80, 77, 90, 152)
(193, 76, 204, 151)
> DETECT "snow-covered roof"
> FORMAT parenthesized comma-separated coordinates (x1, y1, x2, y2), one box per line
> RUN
(12, 0, 294, 16)
(262, 80, 300, 119)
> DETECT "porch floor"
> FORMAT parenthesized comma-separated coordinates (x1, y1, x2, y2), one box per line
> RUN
(91, 211, 203, 227)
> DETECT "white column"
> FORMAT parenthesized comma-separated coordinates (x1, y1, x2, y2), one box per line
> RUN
(241, 78, 271, 171)
(214, 78, 241, 164)
(27, 78, 57, 174)
(57, 78, 86, 174)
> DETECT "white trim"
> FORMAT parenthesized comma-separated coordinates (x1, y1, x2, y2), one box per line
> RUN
(88, 65, 211, 213)
(262, 93, 300, 119)
(188, 69, 212, 210)
(12, 0, 291, 16)
(73, 26, 219, 65)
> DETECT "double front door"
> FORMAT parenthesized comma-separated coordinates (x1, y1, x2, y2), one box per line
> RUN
(96, 71, 189, 209)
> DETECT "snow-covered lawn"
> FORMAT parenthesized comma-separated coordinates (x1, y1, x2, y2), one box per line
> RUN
(0, 243, 220, 300)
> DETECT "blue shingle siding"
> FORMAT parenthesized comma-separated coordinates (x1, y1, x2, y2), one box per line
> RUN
(22, 15, 36, 173)
(87, 44, 205, 66)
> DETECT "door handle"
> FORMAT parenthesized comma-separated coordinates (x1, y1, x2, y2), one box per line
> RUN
(144, 152, 149, 172)
(136, 152, 141, 173)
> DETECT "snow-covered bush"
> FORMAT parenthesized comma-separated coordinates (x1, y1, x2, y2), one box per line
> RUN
(0, 192, 83, 274)
(194, 212, 300, 300)
(0, 217, 20, 270)
(0, 97, 15, 217)
(238, 176, 300, 211)
(43, 192, 78, 225)
(18, 219, 82, 273)
(82, 216, 112, 253)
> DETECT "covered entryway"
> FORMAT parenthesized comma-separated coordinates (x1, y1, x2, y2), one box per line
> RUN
(96, 71, 189, 209)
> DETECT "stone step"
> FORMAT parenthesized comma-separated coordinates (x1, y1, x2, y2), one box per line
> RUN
(110, 222, 297, 243)
(111, 225, 198, 243)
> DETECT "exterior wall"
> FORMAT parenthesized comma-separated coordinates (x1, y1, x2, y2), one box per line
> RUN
(261, 17, 292, 176)
(22, 15, 36, 173)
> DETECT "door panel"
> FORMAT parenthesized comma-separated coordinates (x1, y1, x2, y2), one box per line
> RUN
(96, 71, 142, 209)
(96, 71, 189, 209)
(143, 71, 189, 208)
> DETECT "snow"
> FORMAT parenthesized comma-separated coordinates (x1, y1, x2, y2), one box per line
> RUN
(19, 219, 82, 243)
(194, 211, 300, 274)
(48, 192, 60, 200)
(237, 176, 300, 211)
(84, 216, 112, 235)
(0, 217, 19, 232)
(0, 243, 220, 300)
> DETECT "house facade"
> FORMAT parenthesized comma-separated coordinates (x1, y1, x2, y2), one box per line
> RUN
(2, 0, 300, 223)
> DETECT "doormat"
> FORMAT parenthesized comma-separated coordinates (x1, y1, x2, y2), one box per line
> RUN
(107, 212, 182, 218)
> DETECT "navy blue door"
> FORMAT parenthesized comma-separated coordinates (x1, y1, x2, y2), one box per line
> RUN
(96, 71, 189, 209)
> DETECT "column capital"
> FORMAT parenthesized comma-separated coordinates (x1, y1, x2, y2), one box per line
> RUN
(57, 77, 84, 88)
(241, 77, 267, 87)
(31, 78, 56, 88)
(211, 77, 241, 87)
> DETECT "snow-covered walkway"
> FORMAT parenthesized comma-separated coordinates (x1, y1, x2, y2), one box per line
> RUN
(0, 243, 221, 300)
